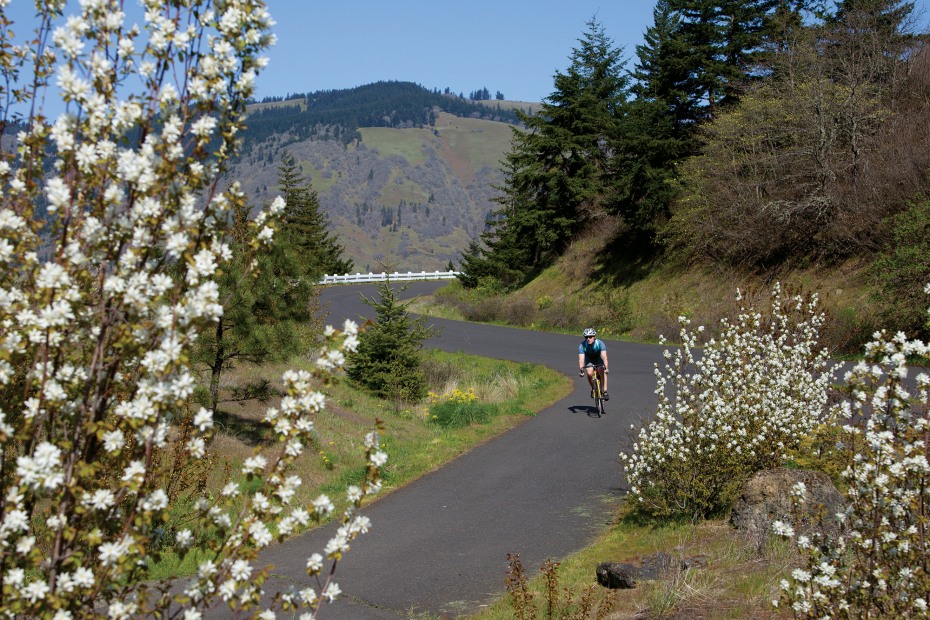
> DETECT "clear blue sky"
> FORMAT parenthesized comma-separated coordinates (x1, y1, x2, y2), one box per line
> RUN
(257, 1, 660, 103)
(4, 1, 930, 110)
(256, 0, 930, 103)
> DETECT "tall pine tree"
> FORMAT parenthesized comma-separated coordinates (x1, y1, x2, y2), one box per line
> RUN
(665, 0, 780, 120)
(460, 18, 629, 288)
(608, 0, 696, 249)
(277, 152, 353, 279)
(193, 197, 315, 412)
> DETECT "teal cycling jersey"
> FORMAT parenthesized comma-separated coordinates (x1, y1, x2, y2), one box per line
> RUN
(578, 339, 606, 366)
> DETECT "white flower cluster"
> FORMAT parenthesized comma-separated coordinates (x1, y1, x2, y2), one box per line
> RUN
(776, 323, 930, 618)
(620, 284, 834, 517)
(0, 2, 381, 619)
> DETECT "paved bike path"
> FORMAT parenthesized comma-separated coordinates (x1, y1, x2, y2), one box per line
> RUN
(254, 282, 667, 618)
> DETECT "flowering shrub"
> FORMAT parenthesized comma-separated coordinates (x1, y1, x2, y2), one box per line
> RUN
(620, 285, 834, 518)
(775, 327, 930, 618)
(0, 2, 383, 618)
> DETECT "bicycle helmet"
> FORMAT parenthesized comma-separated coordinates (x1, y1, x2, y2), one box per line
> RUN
(582, 328, 596, 337)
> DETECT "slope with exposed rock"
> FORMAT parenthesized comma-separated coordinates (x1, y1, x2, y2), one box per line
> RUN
(221, 82, 531, 273)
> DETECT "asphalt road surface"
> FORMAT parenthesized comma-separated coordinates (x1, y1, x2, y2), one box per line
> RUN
(245, 281, 668, 619)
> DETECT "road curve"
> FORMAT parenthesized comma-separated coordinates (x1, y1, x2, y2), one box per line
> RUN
(252, 282, 668, 619)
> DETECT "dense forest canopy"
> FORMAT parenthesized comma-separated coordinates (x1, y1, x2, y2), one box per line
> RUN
(241, 81, 522, 146)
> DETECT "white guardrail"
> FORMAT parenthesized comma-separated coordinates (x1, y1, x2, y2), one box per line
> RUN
(320, 270, 460, 285)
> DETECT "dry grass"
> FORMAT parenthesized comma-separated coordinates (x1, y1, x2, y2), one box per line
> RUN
(433, 111, 516, 177)
(421, 235, 878, 355)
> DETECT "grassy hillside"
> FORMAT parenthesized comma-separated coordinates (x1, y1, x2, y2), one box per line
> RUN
(419, 219, 880, 356)
(246, 98, 307, 113)
(225, 111, 516, 273)
(431, 112, 514, 178)
(224, 85, 553, 274)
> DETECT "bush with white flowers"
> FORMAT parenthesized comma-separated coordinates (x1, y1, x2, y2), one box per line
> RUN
(620, 284, 834, 518)
(0, 2, 382, 618)
(774, 327, 930, 618)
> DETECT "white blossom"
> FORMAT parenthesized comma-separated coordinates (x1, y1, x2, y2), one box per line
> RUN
(99, 537, 131, 567)
(0, 3, 380, 617)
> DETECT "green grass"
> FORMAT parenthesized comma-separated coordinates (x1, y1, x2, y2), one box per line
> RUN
(476, 99, 544, 117)
(302, 162, 339, 193)
(429, 399, 498, 427)
(359, 126, 429, 165)
(358, 114, 513, 187)
(245, 99, 306, 113)
(434, 112, 514, 174)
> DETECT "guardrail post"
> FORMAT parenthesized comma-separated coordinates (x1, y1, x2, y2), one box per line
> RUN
(318, 270, 462, 284)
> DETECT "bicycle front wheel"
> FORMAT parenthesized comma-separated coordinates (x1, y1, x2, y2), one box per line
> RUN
(593, 377, 606, 416)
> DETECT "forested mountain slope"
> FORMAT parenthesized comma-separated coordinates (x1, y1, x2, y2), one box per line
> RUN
(220, 82, 523, 272)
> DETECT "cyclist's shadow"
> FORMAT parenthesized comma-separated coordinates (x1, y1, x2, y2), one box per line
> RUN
(568, 405, 602, 418)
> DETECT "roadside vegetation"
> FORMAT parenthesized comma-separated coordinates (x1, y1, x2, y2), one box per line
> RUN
(461, 280, 929, 619)
(149, 346, 570, 581)
(419, 222, 881, 357)
(472, 517, 796, 620)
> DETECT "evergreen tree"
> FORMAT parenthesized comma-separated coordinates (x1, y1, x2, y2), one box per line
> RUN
(758, 0, 819, 80)
(666, 0, 781, 120)
(631, 0, 697, 127)
(718, 0, 782, 93)
(544, 17, 630, 198)
(277, 153, 353, 278)
(455, 238, 505, 289)
(456, 144, 548, 289)
(193, 198, 315, 413)
(460, 17, 629, 288)
(873, 198, 930, 340)
(347, 280, 435, 402)
(609, 0, 696, 248)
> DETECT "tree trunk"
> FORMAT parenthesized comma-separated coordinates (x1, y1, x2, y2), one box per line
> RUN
(209, 318, 225, 412)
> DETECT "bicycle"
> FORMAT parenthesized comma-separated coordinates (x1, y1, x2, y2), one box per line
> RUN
(580, 364, 607, 416)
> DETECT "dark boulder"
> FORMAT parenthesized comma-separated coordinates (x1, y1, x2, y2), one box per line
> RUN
(596, 552, 707, 589)
(596, 562, 638, 589)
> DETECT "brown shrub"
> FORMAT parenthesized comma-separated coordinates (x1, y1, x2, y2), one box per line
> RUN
(499, 296, 536, 326)
(458, 295, 505, 323)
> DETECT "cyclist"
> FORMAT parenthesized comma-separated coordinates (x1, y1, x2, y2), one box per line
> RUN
(578, 328, 608, 400)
